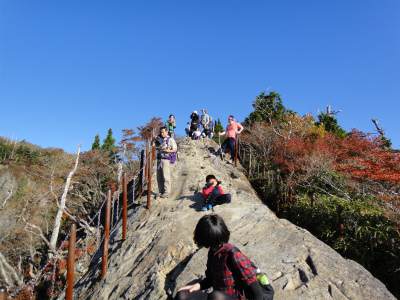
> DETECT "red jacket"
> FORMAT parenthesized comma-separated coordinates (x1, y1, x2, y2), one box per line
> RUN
(203, 185, 224, 202)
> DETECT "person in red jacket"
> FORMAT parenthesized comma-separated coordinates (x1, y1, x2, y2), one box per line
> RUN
(201, 175, 231, 211)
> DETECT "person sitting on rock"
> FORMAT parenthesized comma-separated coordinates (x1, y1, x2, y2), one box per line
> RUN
(210, 115, 243, 164)
(185, 120, 197, 138)
(176, 214, 263, 300)
(192, 127, 202, 140)
(201, 124, 211, 139)
(201, 175, 231, 211)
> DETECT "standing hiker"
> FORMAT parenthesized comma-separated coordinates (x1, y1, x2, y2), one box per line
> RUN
(209, 115, 243, 164)
(175, 214, 263, 300)
(165, 114, 176, 138)
(190, 111, 200, 129)
(153, 127, 177, 198)
(200, 109, 210, 131)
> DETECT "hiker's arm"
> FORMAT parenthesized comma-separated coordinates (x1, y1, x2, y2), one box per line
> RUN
(199, 277, 212, 290)
(218, 131, 226, 136)
(237, 124, 243, 134)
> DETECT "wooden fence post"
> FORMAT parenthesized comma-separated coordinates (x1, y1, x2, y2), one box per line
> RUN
(66, 222, 77, 300)
(123, 173, 127, 240)
(101, 190, 112, 279)
(263, 163, 266, 179)
(337, 205, 344, 236)
(147, 145, 155, 209)
(0, 287, 7, 300)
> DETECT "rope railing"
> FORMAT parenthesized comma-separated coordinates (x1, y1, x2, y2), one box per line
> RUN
(1, 142, 154, 300)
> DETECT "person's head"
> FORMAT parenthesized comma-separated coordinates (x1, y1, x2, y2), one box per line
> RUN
(169, 114, 175, 120)
(202, 109, 206, 114)
(210, 117, 213, 122)
(160, 127, 168, 138)
(206, 174, 216, 185)
(196, 127, 199, 131)
(193, 111, 198, 115)
(228, 115, 235, 123)
(205, 124, 210, 130)
(194, 214, 230, 249)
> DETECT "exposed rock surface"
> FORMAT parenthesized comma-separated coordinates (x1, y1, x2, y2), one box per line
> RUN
(64, 138, 395, 300)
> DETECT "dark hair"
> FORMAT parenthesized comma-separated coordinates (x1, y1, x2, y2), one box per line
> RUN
(160, 126, 168, 132)
(169, 114, 174, 118)
(229, 115, 234, 119)
(193, 214, 230, 248)
(206, 174, 216, 182)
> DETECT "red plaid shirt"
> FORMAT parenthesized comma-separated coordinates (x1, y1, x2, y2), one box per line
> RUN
(203, 243, 257, 299)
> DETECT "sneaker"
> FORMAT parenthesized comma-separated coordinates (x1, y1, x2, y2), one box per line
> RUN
(207, 204, 213, 210)
(160, 193, 169, 198)
(228, 159, 234, 164)
(201, 206, 208, 211)
(209, 153, 216, 157)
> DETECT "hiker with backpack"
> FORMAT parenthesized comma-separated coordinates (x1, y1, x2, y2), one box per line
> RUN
(176, 214, 273, 300)
(165, 114, 176, 138)
(153, 126, 177, 199)
(201, 175, 231, 211)
(209, 115, 243, 164)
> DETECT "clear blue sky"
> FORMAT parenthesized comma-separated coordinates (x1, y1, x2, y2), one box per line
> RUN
(1, 0, 399, 153)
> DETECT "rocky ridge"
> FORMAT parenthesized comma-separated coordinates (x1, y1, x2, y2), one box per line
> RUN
(63, 137, 395, 300)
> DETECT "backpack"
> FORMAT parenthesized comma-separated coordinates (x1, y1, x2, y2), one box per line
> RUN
(227, 247, 274, 300)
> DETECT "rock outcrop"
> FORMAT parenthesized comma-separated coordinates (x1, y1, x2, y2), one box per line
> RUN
(65, 138, 395, 300)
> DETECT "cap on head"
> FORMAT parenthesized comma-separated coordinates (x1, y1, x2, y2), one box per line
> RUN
(194, 111, 198, 114)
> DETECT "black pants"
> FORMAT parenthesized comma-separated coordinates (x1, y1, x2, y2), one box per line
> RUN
(175, 290, 236, 300)
(216, 137, 236, 160)
(207, 188, 231, 207)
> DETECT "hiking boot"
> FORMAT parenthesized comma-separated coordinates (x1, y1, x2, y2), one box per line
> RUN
(160, 193, 169, 198)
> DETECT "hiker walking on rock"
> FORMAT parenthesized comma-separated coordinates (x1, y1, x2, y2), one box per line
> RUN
(176, 214, 263, 300)
(153, 127, 177, 198)
(210, 115, 243, 164)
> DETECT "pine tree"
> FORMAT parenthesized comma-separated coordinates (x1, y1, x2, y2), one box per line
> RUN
(101, 129, 116, 151)
(214, 118, 224, 134)
(315, 112, 346, 139)
(91, 134, 101, 150)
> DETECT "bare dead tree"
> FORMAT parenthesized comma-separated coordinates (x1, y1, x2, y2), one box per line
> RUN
(372, 118, 386, 137)
(48, 143, 82, 258)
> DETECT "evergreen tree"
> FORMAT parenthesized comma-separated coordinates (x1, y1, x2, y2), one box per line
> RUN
(214, 118, 224, 134)
(315, 112, 346, 139)
(244, 91, 294, 126)
(101, 129, 116, 151)
(91, 134, 101, 150)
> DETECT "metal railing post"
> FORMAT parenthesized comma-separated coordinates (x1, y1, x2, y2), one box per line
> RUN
(147, 145, 155, 209)
(66, 222, 77, 300)
(235, 134, 238, 167)
(0, 287, 7, 300)
(101, 190, 112, 279)
(139, 150, 144, 196)
(123, 173, 127, 240)
(145, 140, 149, 180)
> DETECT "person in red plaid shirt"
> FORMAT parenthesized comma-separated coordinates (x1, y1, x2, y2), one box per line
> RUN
(176, 214, 263, 300)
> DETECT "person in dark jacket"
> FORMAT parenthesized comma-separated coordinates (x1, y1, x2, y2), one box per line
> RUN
(176, 214, 263, 300)
(190, 111, 200, 128)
